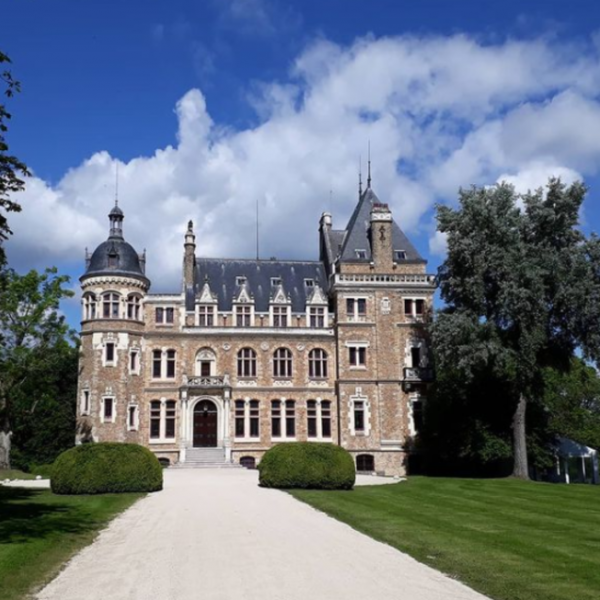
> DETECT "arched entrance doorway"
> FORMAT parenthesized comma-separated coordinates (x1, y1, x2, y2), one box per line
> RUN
(193, 400, 218, 447)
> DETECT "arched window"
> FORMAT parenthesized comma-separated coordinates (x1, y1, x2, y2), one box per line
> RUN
(127, 294, 142, 320)
(195, 348, 216, 377)
(237, 348, 257, 378)
(308, 348, 328, 378)
(273, 347, 292, 378)
(102, 292, 120, 319)
(356, 454, 375, 472)
(83, 293, 96, 320)
(240, 456, 256, 469)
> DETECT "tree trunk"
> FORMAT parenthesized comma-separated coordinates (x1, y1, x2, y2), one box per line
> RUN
(511, 394, 529, 479)
(0, 413, 11, 469)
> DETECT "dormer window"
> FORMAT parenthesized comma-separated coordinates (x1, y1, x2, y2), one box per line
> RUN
(395, 250, 407, 261)
(108, 252, 119, 268)
(236, 276, 247, 286)
(271, 305, 290, 328)
(271, 277, 282, 287)
(304, 279, 314, 287)
(355, 249, 367, 259)
(236, 305, 252, 327)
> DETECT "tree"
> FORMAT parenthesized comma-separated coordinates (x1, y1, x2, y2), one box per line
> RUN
(432, 179, 600, 479)
(0, 267, 74, 468)
(0, 50, 29, 266)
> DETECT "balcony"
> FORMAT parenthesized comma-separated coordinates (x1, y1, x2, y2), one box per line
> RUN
(184, 375, 230, 389)
(402, 367, 434, 391)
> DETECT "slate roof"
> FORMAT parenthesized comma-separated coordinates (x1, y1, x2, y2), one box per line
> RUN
(337, 187, 424, 263)
(189, 259, 328, 312)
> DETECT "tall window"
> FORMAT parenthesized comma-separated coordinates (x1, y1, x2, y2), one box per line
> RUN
(156, 307, 175, 324)
(236, 305, 252, 327)
(152, 349, 176, 379)
(309, 307, 325, 328)
(307, 400, 317, 438)
(128, 405, 138, 430)
(346, 298, 366, 320)
(127, 295, 141, 320)
(102, 397, 114, 422)
(349, 346, 366, 367)
(80, 389, 90, 415)
(249, 400, 260, 438)
(272, 306, 288, 327)
(83, 294, 96, 320)
(273, 348, 292, 378)
(150, 400, 161, 439)
(150, 400, 176, 440)
(105, 342, 116, 365)
(308, 349, 328, 378)
(237, 348, 257, 378)
(271, 400, 282, 437)
(354, 401, 365, 433)
(412, 400, 424, 434)
(285, 400, 296, 437)
(321, 400, 332, 438)
(166, 350, 176, 378)
(235, 400, 245, 437)
(102, 293, 120, 318)
(411, 346, 421, 368)
(129, 350, 140, 374)
(198, 305, 215, 327)
(152, 350, 162, 378)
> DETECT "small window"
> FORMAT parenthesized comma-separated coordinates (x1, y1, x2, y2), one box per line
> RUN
(156, 307, 175, 325)
(272, 306, 288, 328)
(198, 305, 215, 327)
(346, 298, 366, 319)
(356, 454, 374, 471)
(412, 400, 424, 434)
(236, 305, 252, 327)
(108, 253, 119, 268)
(354, 401, 365, 432)
(355, 249, 367, 259)
(105, 342, 115, 364)
(349, 346, 366, 367)
(271, 277, 282, 286)
(415, 299, 425, 315)
(394, 250, 407, 261)
(236, 276, 247, 286)
(155, 307, 164, 323)
(411, 347, 421, 368)
(103, 397, 114, 421)
(128, 405, 138, 430)
(130, 351, 139, 374)
(81, 390, 90, 415)
(240, 456, 256, 469)
(309, 307, 325, 328)
(304, 279, 314, 287)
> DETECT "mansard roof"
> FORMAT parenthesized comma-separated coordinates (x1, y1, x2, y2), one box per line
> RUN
(187, 258, 328, 312)
(336, 187, 424, 264)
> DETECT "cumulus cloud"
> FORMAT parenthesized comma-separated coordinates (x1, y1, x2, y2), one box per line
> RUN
(7, 33, 600, 290)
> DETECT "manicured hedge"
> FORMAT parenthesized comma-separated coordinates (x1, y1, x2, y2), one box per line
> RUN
(51, 443, 163, 495)
(258, 442, 355, 490)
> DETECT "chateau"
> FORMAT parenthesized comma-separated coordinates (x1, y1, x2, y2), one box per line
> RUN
(77, 180, 435, 476)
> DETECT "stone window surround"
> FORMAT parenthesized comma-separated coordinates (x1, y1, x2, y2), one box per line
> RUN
(129, 348, 141, 375)
(80, 388, 91, 416)
(270, 398, 297, 441)
(306, 305, 328, 328)
(155, 306, 176, 326)
(82, 292, 97, 320)
(151, 348, 177, 380)
(149, 397, 177, 443)
(345, 340, 369, 370)
(269, 304, 291, 328)
(349, 388, 371, 436)
(306, 397, 332, 440)
(197, 304, 216, 327)
(195, 348, 217, 377)
(127, 402, 139, 431)
(272, 347, 293, 378)
(100, 395, 116, 424)
(308, 348, 328, 379)
(101, 337, 118, 368)
(405, 338, 428, 369)
(235, 303, 255, 327)
(403, 296, 427, 320)
(234, 397, 260, 440)
(345, 295, 369, 322)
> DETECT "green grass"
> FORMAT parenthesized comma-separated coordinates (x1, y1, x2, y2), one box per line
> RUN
(291, 477, 600, 600)
(0, 469, 38, 481)
(0, 486, 142, 600)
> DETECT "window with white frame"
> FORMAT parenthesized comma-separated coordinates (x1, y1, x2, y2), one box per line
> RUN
(127, 404, 139, 431)
(234, 399, 260, 438)
(273, 347, 292, 378)
(307, 399, 332, 439)
(83, 293, 96, 320)
(129, 349, 140, 374)
(411, 399, 424, 434)
(285, 400, 296, 437)
(102, 292, 120, 318)
(155, 306, 175, 325)
(151, 349, 176, 379)
(149, 399, 176, 440)
(101, 396, 115, 423)
(127, 294, 142, 320)
(237, 348, 257, 378)
(195, 348, 216, 377)
(198, 305, 215, 327)
(346, 297, 367, 320)
(348, 344, 367, 368)
(235, 400, 245, 437)
(271, 400, 282, 437)
(309, 307, 325, 328)
(271, 305, 289, 327)
(104, 342, 116, 366)
(353, 400, 365, 433)
(404, 298, 425, 319)
(308, 348, 328, 378)
(321, 401, 332, 438)
(307, 400, 317, 438)
(80, 389, 90, 415)
(236, 305, 252, 327)
(249, 400, 259, 437)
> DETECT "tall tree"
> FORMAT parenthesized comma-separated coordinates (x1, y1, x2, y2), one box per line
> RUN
(0, 51, 29, 265)
(0, 267, 74, 468)
(432, 179, 600, 479)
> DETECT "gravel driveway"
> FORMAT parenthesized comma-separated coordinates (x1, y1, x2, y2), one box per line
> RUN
(36, 469, 488, 600)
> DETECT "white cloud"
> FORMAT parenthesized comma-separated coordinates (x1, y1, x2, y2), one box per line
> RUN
(7, 33, 600, 288)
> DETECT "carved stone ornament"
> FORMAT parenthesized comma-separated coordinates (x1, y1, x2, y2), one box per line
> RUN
(273, 380, 293, 387)
(308, 380, 328, 387)
(296, 343, 305, 352)
(381, 297, 391, 314)
(222, 343, 231, 351)
(260, 342, 269, 351)
(238, 380, 257, 386)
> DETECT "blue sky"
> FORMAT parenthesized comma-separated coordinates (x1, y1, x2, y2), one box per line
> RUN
(3, 0, 600, 329)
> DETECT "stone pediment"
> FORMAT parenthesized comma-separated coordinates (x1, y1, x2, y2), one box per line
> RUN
(198, 280, 218, 304)
(306, 283, 328, 305)
(233, 284, 254, 304)
(270, 284, 291, 305)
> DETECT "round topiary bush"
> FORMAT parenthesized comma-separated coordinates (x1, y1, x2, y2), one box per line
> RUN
(258, 442, 355, 490)
(51, 443, 163, 495)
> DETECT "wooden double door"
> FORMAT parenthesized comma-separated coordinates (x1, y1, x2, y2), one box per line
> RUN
(193, 400, 218, 447)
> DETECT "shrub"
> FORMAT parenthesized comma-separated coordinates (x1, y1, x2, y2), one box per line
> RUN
(258, 442, 355, 490)
(51, 443, 163, 495)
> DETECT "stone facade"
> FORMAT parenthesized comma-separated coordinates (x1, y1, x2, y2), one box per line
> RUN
(77, 186, 435, 476)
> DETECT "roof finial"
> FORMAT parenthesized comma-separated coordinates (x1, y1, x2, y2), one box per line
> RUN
(115, 162, 119, 207)
(359, 155, 363, 197)
(367, 140, 372, 189)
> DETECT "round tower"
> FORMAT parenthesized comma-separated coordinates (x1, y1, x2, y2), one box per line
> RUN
(77, 203, 150, 444)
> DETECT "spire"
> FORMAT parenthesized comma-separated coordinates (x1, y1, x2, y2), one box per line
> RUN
(108, 203, 124, 238)
(115, 162, 119, 207)
(367, 140, 372, 189)
(358, 155, 363, 198)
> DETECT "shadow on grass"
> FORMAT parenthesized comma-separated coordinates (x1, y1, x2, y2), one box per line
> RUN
(0, 487, 95, 544)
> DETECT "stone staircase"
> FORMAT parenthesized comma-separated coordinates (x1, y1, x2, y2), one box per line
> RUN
(172, 447, 242, 469)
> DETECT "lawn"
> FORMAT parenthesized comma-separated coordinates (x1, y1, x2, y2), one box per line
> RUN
(291, 477, 600, 600)
(0, 485, 142, 600)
